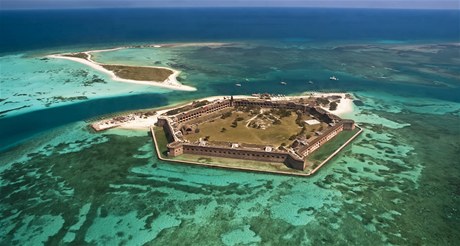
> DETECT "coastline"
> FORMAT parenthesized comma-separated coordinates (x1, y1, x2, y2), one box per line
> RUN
(92, 93, 355, 131)
(47, 49, 197, 91)
(91, 95, 257, 131)
(312, 92, 354, 116)
(299, 92, 354, 116)
(147, 94, 362, 177)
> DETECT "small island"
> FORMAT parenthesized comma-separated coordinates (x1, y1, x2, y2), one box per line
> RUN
(149, 93, 363, 176)
(48, 48, 196, 91)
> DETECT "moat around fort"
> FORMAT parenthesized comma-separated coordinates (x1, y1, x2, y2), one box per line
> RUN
(152, 94, 363, 176)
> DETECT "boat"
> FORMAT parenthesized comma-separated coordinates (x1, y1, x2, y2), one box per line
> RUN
(280, 81, 287, 85)
(235, 83, 242, 87)
(329, 76, 339, 81)
(308, 80, 314, 84)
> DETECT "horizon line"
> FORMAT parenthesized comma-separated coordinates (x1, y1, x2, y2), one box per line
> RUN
(1, 6, 459, 11)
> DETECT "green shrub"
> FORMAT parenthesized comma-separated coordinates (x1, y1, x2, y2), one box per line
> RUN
(329, 102, 338, 111)
(221, 111, 232, 119)
(316, 97, 330, 105)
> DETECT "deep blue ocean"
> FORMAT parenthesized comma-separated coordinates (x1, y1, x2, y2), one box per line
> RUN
(1, 8, 459, 53)
(0, 8, 459, 149)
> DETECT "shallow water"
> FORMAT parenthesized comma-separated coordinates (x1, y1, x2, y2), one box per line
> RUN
(1, 40, 460, 245)
(1, 91, 459, 244)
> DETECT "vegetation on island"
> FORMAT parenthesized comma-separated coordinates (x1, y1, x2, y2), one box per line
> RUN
(329, 101, 338, 111)
(102, 65, 173, 82)
(316, 97, 330, 106)
(314, 96, 342, 111)
(62, 52, 89, 60)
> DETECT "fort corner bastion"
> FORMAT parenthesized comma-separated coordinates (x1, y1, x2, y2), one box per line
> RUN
(152, 94, 362, 176)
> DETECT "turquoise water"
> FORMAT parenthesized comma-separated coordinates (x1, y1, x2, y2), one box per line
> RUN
(1, 41, 459, 245)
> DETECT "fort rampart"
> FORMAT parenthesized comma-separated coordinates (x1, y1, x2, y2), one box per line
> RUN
(156, 96, 357, 171)
(168, 143, 306, 170)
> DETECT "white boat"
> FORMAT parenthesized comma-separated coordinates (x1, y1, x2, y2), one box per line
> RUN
(235, 83, 242, 87)
(280, 81, 287, 85)
(308, 80, 314, 84)
(329, 76, 339, 81)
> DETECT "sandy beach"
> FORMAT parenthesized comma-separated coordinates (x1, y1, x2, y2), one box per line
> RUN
(309, 92, 354, 116)
(48, 49, 197, 91)
(91, 95, 256, 131)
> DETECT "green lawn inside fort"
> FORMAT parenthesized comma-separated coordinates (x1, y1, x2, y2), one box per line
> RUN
(153, 127, 170, 158)
(173, 154, 307, 174)
(307, 128, 361, 167)
(183, 109, 330, 147)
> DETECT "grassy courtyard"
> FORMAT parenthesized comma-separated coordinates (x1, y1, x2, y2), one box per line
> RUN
(152, 127, 169, 158)
(307, 128, 361, 166)
(184, 109, 330, 147)
(183, 111, 305, 146)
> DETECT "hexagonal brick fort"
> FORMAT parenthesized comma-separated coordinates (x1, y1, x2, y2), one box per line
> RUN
(156, 94, 358, 172)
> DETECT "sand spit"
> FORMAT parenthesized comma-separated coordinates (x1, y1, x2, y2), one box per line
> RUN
(48, 49, 197, 91)
(150, 42, 233, 48)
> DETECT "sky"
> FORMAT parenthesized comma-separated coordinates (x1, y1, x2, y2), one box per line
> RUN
(0, 0, 459, 10)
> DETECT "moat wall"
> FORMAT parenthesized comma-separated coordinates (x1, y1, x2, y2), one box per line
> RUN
(159, 96, 357, 172)
(170, 144, 306, 170)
